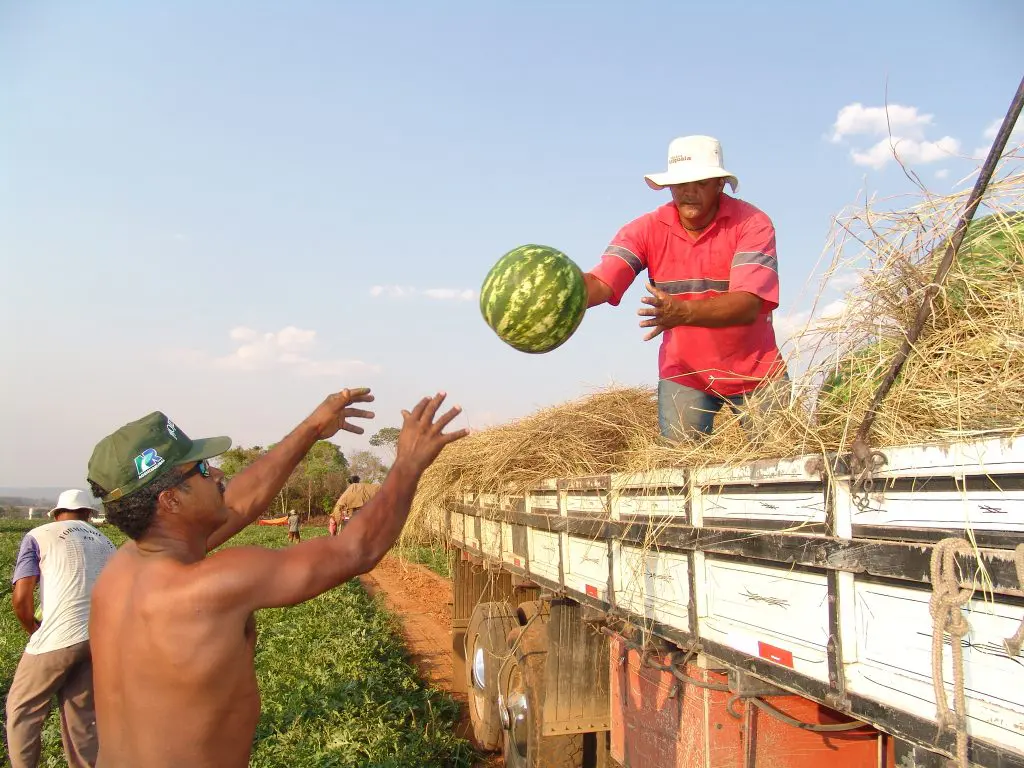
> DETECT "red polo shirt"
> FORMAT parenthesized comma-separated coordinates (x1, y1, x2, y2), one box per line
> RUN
(590, 194, 785, 397)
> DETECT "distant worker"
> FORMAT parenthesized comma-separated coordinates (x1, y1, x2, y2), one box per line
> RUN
(583, 135, 789, 439)
(286, 509, 300, 543)
(6, 489, 116, 768)
(331, 475, 380, 528)
(84, 388, 466, 767)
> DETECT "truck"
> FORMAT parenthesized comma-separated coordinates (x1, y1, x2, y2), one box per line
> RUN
(438, 77, 1024, 768)
(441, 430, 1024, 768)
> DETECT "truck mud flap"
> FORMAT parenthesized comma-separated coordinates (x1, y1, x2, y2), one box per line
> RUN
(542, 597, 611, 737)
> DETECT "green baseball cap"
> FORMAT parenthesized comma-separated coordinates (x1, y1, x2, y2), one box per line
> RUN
(87, 411, 232, 502)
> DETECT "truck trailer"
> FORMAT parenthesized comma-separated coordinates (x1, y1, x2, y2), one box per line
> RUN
(443, 431, 1024, 768)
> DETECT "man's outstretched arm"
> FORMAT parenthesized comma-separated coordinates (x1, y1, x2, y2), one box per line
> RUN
(206, 387, 376, 551)
(205, 392, 468, 610)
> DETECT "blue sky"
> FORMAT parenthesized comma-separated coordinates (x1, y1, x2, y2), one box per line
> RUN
(1, 1, 1022, 487)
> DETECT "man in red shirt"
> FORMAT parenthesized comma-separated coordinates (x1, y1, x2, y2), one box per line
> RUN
(585, 135, 788, 439)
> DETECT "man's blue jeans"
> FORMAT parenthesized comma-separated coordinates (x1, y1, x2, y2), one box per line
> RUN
(657, 376, 790, 440)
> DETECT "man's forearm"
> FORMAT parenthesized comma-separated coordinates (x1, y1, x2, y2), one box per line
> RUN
(286, 461, 420, 600)
(340, 460, 419, 570)
(12, 600, 36, 634)
(12, 579, 38, 634)
(584, 273, 613, 308)
(237, 460, 423, 610)
(210, 418, 323, 550)
(672, 292, 762, 328)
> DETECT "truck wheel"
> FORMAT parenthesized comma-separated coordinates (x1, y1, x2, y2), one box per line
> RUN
(499, 605, 584, 767)
(465, 601, 518, 751)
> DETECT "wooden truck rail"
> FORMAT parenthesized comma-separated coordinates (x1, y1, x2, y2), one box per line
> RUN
(446, 433, 1024, 767)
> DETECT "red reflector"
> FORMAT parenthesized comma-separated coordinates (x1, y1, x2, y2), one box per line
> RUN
(585, 584, 599, 598)
(758, 641, 794, 668)
(514, 557, 521, 567)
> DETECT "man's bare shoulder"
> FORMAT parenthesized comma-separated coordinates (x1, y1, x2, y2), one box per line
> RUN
(93, 544, 274, 611)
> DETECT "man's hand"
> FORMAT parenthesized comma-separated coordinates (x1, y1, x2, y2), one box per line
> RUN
(310, 388, 376, 439)
(638, 283, 690, 340)
(395, 392, 469, 474)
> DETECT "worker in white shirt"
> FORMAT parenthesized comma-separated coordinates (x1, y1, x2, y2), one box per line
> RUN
(6, 489, 116, 768)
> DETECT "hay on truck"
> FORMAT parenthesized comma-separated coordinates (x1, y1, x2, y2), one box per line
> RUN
(403, 155, 1024, 544)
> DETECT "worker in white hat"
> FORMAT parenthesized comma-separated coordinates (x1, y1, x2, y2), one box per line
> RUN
(582, 135, 789, 439)
(6, 489, 116, 768)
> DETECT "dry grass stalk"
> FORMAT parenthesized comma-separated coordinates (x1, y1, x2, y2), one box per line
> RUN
(405, 151, 1024, 542)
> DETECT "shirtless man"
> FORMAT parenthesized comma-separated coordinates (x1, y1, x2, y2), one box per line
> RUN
(84, 387, 466, 767)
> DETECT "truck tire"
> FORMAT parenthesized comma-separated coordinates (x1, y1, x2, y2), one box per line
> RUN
(499, 604, 584, 767)
(516, 598, 545, 628)
(465, 601, 518, 751)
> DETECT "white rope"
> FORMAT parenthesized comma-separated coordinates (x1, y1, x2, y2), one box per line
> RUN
(929, 538, 974, 768)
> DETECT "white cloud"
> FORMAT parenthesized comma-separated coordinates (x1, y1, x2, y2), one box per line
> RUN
(984, 119, 1001, 141)
(773, 298, 849, 347)
(369, 285, 413, 299)
(831, 103, 933, 143)
(850, 136, 960, 169)
(828, 270, 862, 291)
(973, 116, 1024, 160)
(830, 102, 968, 171)
(213, 326, 379, 377)
(935, 169, 950, 179)
(370, 285, 477, 301)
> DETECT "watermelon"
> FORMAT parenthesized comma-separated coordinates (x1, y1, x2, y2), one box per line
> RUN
(479, 244, 587, 354)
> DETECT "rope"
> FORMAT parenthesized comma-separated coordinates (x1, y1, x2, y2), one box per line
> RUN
(1002, 544, 1024, 658)
(929, 538, 975, 768)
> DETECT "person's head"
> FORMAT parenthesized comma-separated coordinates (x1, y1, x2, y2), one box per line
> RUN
(48, 489, 98, 523)
(643, 135, 738, 230)
(86, 411, 232, 541)
(349, 475, 360, 485)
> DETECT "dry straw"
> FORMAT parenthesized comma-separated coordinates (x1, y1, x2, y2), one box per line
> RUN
(405, 151, 1024, 543)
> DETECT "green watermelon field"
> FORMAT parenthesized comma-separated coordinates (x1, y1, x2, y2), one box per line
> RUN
(0, 519, 476, 768)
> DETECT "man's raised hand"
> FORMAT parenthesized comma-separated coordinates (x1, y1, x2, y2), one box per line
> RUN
(312, 387, 376, 439)
(638, 282, 688, 341)
(396, 392, 469, 474)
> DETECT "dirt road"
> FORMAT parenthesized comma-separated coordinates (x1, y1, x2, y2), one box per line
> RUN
(360, 555, 502, 767)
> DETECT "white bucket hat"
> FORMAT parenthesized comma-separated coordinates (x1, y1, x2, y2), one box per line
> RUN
(48, 489, 98, 517)
(644, 135, 739, 192)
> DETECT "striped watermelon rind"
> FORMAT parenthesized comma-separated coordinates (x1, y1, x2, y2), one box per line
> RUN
(479, 244, 587, 354)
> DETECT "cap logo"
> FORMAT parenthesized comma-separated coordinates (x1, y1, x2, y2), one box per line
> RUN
(670, 155, 692, 163)
(135, 448, 165, 479)
(167, 419, 178, 440)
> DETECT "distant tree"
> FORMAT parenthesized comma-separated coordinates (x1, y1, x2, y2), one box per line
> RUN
(214, 446, 265, 480)
(348, 450, 389, 484)
(300, 441, 348, 519)
(212, 442, 350, 519)
(369, 427, 401, 458)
